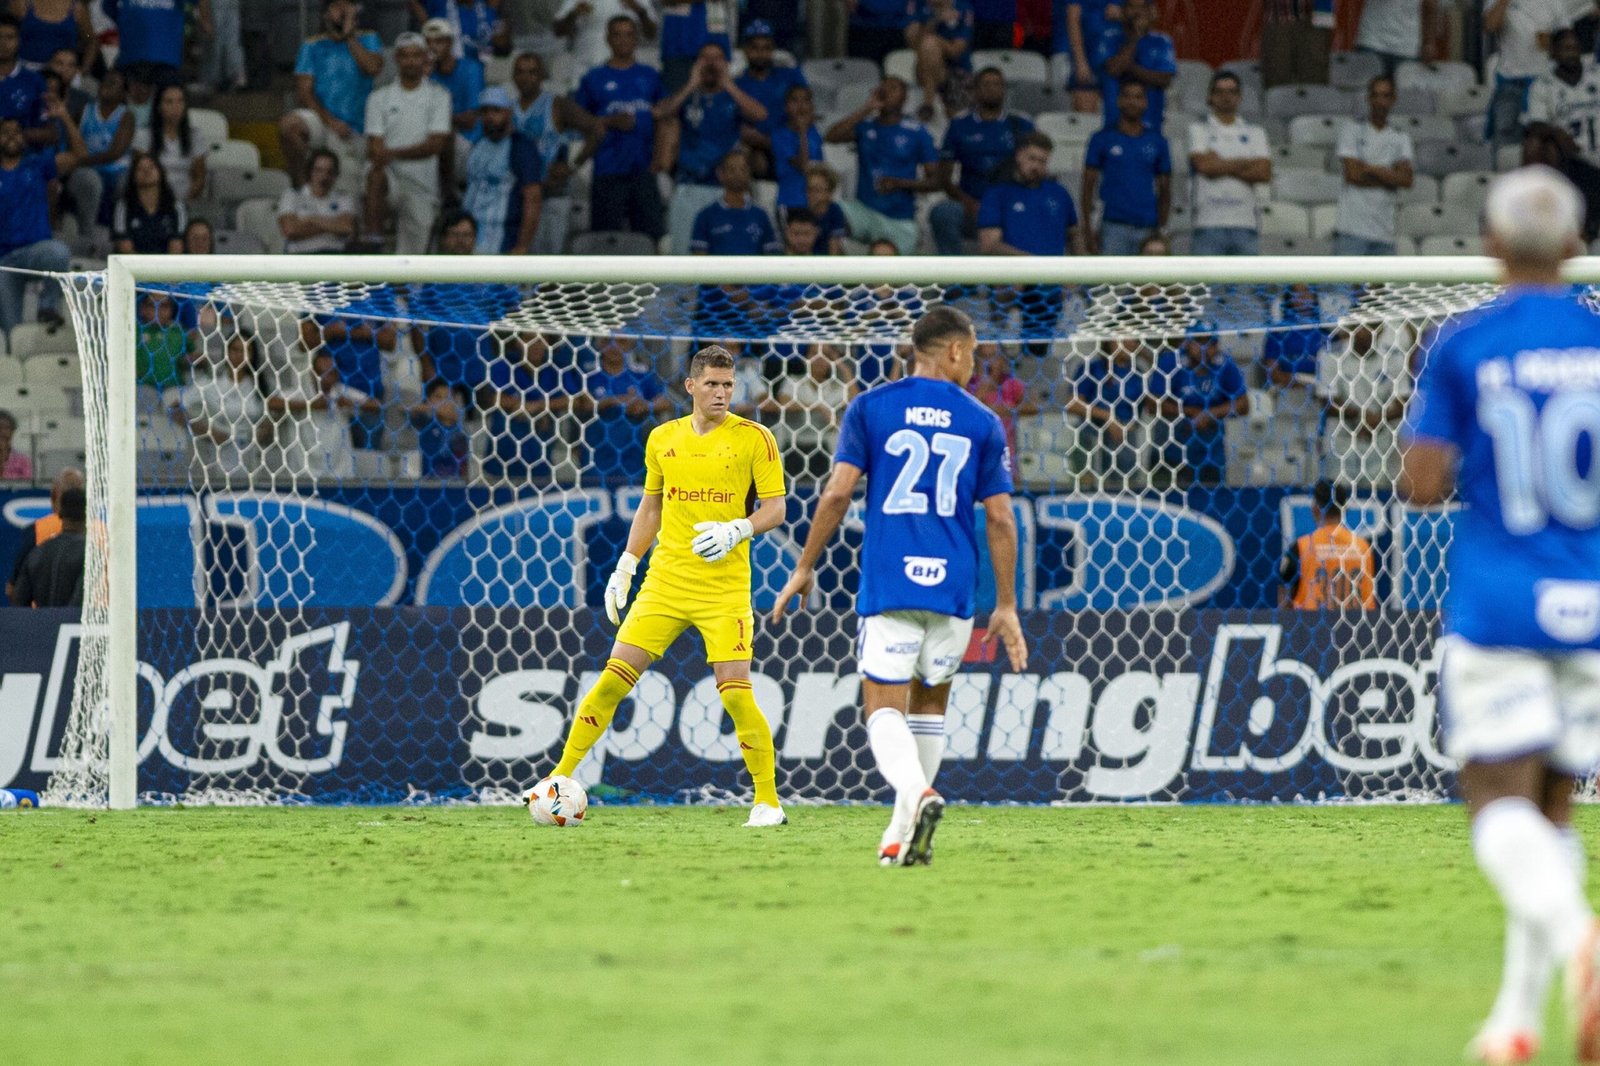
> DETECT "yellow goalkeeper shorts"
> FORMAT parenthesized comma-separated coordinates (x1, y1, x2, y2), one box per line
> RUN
(616, 584, 755, 663)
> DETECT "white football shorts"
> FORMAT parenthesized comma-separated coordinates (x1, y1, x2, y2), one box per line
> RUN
(856, 610, 974, 687)
(1439, 635, 1600, 775)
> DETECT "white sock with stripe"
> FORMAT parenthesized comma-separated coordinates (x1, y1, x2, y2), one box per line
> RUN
(867, 708, 928, 847)
(907, 713, 945, 789)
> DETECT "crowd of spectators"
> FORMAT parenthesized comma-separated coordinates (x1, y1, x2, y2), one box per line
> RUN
(0, 0, 1580, 492)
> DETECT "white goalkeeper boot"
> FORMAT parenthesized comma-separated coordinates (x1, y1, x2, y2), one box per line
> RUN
(744, 803, 787, 827)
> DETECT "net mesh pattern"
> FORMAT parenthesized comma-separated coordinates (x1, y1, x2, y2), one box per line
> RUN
(38, 270, 1518, 807)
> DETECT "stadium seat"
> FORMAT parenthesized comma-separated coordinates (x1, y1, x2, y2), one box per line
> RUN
(1010, 82, 1065, 116)
(9, 322, 76, 360)
(884, 48, 916, 85)
(207, 138, 261, 171)
(1034, 111, 1097, 147)
(972, 49, 1048, 85)
(484, 53, 513, 85)
(831, 80, 874, 118)
(1258, 202, 1310, 238)
(1390, 115, 1454, 144)
(22, 352, 81, 387)
(214, 229, 266, 255)
(1309, 203, 1337, 239)
(1399, 173, 1441, 205)
(36, 447, 87, 481)
(1420, 234, 1483, 255)
(1048, 52, 1071, 91)
(1393, 235, 1419, 255)
(210, 166, 292, 206)
(0, 358, 23, 392)
(1398, 201, 1479, 239)
(568, 230, 657, 256)
(1270, 169, 1342, 206)
(1389, 87, 1437, 117)
(1415, 141, 1494, 177)
(188, 107, 228, 147)
(1288, 114, 1342, 149)
(752, 180, 778, 217)
(1495, 143, 1522, 171)
(234, 198, 286, 255)
(820, 140, 857, 195)
(1261, 233, 1333, 255)
(1439, 84, 1493, 120)
(1264, 83, 1351, 120)
(1271, 142, 1328, 172)
(1328, 50, 1382, 90)
(1440, 170, 1494, 215)
(803, 57, 880, 95)
(1396, 59, 1476, 97)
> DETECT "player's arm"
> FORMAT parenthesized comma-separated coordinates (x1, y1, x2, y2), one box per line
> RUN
(981, 493, 1027, 671)
(625, 491, 664, 558)
(1398, 439, 1456, 506)
(768, 460, 862, 623)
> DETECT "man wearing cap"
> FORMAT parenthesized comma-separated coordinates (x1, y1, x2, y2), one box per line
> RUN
(660, 0, 736, 92)
(734, 20, 806, 178)
(280, 0, 384, 188)
(425, 15, 487, 196)
(1159, 322, 1248, 486)
(364, 32, 453, 253)
(463, 85, 544, 253)
(655, 41, 766, 254)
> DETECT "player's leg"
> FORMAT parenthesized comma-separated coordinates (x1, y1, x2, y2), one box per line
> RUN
(859, 612, 933, 865)
(701, 610, 783, 825)
(898, 613, 973, 865)
(906, 680, 948, 787)
(1449, 639, 1595, 1062)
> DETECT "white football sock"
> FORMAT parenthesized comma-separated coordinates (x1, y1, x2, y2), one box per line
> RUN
(906, 713, 945, 788)
(868, 708, 928, 840)
(1484, 824, 1589, 1033)
(1475, 798, 1594, 960)
(1560, 825, 1587, 886)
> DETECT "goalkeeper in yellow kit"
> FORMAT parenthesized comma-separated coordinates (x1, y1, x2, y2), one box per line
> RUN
(549, 344, 789, 826)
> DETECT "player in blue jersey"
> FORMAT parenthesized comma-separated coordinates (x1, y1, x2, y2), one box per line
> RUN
(1401, 166, 1600, 1066)
(770, 305, 1028, 866)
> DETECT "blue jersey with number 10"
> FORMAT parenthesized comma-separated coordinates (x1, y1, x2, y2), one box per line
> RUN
(835, 376, 1013, 619)
(1405, 288, 1600, 650)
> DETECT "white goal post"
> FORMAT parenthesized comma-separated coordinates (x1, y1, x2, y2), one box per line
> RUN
(72, 252, 1598, 809)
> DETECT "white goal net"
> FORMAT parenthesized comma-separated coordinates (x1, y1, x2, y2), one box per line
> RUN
(25, 255, 1532, 807)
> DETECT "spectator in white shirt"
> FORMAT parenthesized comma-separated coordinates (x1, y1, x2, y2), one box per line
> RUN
(1318, 319, 1412, 489)
(1333, 75, 1414, 256)
(1357, 0, 1442, 78)
(553, 0, 658, 76)
(277, 148, 358, 253)
(169, 329, 265, 486)
(363, 32, 452, 254)
(1524, 27, 1600, 166)
(1484, 0, 1570, 146)
(267, 348, 381, 481)
(1187, 72, 1272, 256)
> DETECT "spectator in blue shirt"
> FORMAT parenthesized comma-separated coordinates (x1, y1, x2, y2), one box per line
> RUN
(910, 0, 974, 121)
(462, 87, 544, 253)
(691, 148, 780, 254)
(658, 0, 734, 92)
(573, 16, 666, 240)
(407, 0, 510, 61)
(1068, 336, 1159, 480)
(113, 0, 207, 88)
(971, 0, 1014, 49)
(0, 110, 79, 332)
(1263, 283, 1328, 387)
(770, 82, 822, 215)
(655, 42, 766, 254)
(408, 377, 470, 478)
(733, 20, 806, 179)
(484, 332, 582, 481)
(780, 206, 821, 255)
(0, 16, 51, 150)
(1082, 79, 1171, 255)
(299, 291, 400, 449)
(978, 131, 1083, 256)
(1098, 0, 1175, 131)
(825, 76, 939, 255)
(410, 214, 523, 397)
(848, 0, 917, 63)
(804, 162, 847, 254)
(580, 336, 672, 484)
(424, 14, 486, 196)
(930, 67, 1032, 255)
(1060, 0, 1114, 108)
(1159, 322, 1249, 484)
(279, 0, 384, 187)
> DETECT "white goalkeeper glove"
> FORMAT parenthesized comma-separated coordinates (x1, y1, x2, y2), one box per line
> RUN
(691, 519, 753, 563)
(604, 551, 639, 625)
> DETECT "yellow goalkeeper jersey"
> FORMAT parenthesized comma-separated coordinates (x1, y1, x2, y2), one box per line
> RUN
(642, 413, 786, 605)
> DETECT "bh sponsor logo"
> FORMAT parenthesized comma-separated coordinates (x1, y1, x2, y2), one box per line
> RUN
(904, 556, 948, 586)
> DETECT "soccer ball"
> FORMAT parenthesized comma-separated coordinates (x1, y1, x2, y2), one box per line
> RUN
(525, 775, 588, 826)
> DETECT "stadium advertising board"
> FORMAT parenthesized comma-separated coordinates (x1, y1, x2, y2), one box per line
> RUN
(0, 608, 1450, 805)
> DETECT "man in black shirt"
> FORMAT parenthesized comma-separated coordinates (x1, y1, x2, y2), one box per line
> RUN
(13, 485, 86, 608)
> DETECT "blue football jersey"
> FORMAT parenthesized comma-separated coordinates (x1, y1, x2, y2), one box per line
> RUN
(1405, 288, 1600, 649)
(835, 376, 1013, 619)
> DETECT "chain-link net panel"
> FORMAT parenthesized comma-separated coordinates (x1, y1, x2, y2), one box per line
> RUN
(48, 272, 1512, 806)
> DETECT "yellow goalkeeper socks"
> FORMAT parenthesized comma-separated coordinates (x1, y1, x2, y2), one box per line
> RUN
(718, 679, 780, 808)
(553, 658, 640, 777)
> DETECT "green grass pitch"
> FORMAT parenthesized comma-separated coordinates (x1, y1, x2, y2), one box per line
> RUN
(1, 804, 1592, 1065)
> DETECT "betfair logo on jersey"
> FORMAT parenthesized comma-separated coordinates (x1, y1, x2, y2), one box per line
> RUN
(666, 486, 736, 503)
(905, 406, 952, 428)
(904, 556, 948, 586)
